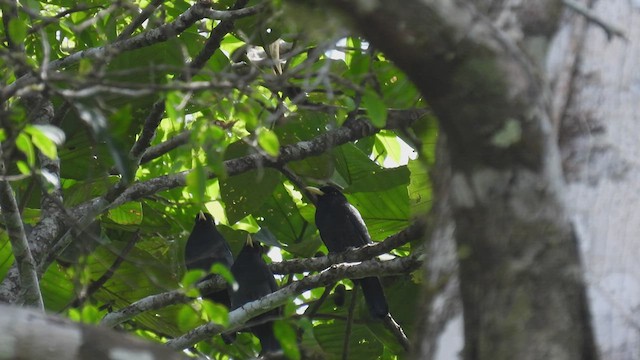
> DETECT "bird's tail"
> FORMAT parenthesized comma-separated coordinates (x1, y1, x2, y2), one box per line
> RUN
(254, 322, 281, 354)
(358, 276, 389, 319)
(383, 313, 411, 351)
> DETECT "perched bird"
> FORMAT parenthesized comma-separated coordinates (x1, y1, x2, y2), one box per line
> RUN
(229, 236, 281, 354)
(185, 211, 234, 307)
(306, 185, 389, 318)
(307, 185, 410, 350)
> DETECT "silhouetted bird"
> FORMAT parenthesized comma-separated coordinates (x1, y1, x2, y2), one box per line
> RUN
(229, 237, 281, 354)
(185, 211, 233, 307)
(307, 185, 389, 318)
(307, 185, 410, 350)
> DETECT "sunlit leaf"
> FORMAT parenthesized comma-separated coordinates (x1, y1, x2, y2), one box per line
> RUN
(186, 160, 207, 205)
(181, 269, 206, 289)
(8, 18, 27, 45)
(25, 125, 59, 159)
(202, 300, 229, 326)
(362, 88, 387, 127)
(274, 320, 300, 360)
(15, 133, 35, 166)
(177, 306, 200, 332)
(16, 161, 31, 175)
(210, 263, 235, 285)
(107, 202, 143, 225)
(257, 128, 280, 157)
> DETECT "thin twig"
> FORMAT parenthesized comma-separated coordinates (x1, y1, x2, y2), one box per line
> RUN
(67, 232, 141, 309)
(117, 0, 165, 41)
(342, 285, 357, 360)
(562, 0, 626, 40)
(303, 284, 335, 318)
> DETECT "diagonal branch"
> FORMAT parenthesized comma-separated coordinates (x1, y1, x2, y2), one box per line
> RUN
(100, 221, 424, 327)
(111, 112, 423, 209)
(166, 254, 421, 350)
(0, 145, 43, 310)
(117, 0, 165, 41)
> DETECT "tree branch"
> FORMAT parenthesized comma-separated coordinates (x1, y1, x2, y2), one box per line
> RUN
(0, 145, 43, 309)
(139, 130, 192, 165)
(100, 221, 424, 327)
(166, 254, 421, 350)
(0, 304, 190, 360)
(270, 219, 425, 274)
(0, 110, 420, 302)
(128, 0, 252, 162)
(117, 0, 165, 41)
(2, 1, 262, 101)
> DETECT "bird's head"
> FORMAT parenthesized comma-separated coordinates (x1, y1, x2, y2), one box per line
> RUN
(195, 211, 215, 224)
(305, 185, 346, 200)
(241, 234, 268, 255)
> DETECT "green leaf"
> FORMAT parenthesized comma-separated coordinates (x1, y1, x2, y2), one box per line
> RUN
(25, 125, 61, 159)
(346, 186, 410, 241)
(181, 269, 206, 289)
(166, 92, 184, 123)
(8, 18, 27, 45)
(374, 131, 401, 165)
(202, 300, 229, 326)
(0, 129, 6, 142)
(275, 111, 334, 179)
(177, 306, 200, 332)
(16, 161, 31, 175)
(186, 160, 207, 205)
(107, 202, 143, 225)
(347, 52, 370, 79)
(257, 128, 280, 157)
(30, 124, 66, 145)
(274, 320, 300, 360)
(81, 304, 103, 324)
(210, 263, 235, 285)
(15, 133, 35, 166)
(362, 89, 387, 127)
(221, 141, 282, 223)
(257, 183, 320, 256)
(408, 160, 431, 215)
(334, 143, 409, 193)
(315, 321, 383, 359)
(0, 231, 15, 285)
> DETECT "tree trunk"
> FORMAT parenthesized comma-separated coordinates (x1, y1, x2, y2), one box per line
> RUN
(551, 1, 640, 358)
(328, 1, 599, 359)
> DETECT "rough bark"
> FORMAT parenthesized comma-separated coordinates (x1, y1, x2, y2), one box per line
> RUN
(326, 1, 597, 359)
(550, 1, 640, 358)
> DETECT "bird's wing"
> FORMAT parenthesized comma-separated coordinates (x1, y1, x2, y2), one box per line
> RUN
(344, 202, 372, 247)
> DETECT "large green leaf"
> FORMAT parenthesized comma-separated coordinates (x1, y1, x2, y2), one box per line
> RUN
(276, 111, 335, 179)
(257, 183, 321, 257)
(335, 143, 410, 193)
(220, 141, 283, 224)
(346, 186, 410, 241)
(315, 321, 383, 360)
(408, 160, 432, 215)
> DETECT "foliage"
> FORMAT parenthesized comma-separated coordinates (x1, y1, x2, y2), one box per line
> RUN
(0, 0, 435, 359)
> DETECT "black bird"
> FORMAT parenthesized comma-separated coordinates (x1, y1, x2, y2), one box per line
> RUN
(307, 185, 410, 350)
(229, 236, 281, 354)
(185, 211, 234, 307)
(307, 185, 389, 318)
